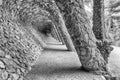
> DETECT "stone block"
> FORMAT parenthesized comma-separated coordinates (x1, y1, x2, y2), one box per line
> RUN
(0, 50, 5, 57)
(5, 55, 11, 59)
(1, 71, 8, 80)
(0, 60, 5, 69)
(17, 69, 21, 75)
(12, 73, 19, 80)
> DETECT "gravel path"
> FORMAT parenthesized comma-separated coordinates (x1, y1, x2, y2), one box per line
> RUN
(107, 46, 120, 77)
(24, 50, 105, 80)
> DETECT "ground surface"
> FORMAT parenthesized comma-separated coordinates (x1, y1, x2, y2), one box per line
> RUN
(107, 46, 120, 77)
(24, 50, 105, 80)
(24, 36, 120, 80)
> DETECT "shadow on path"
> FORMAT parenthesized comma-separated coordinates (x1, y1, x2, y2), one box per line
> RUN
(25, 50, 105, 80)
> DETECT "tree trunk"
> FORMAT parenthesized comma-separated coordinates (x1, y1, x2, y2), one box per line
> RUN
(93, 0, 112, 63)
(0, 0, 43, 80)
(55, 0, 106, 71)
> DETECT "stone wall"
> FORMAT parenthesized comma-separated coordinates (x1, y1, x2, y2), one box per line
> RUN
(0, 0, 51, 79)
(108, 19, 120, 46)
(0, 19, 43, 80)
(0, 5, 44, 78)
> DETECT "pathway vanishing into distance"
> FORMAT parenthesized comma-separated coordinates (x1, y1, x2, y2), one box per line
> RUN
(24, 50, 105, 80)
(24, 36, 105, 80)
(24, 35, 120, 80)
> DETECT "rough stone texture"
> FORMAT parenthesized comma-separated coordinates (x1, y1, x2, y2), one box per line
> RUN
(0, 60, 5, 69)
(93, 0, 113, 64)
(109, 19, 120, 46)
(2, 71, 8, 80)
(93, 0, 103, 40)
(0, 50, 5, 57)
(12, 73, 19, 80)
(55, 0, 106, 72)
(104, 0, 120, 47)
(0, 0, 43, 80)
(17, 0, 75, 51)
(0, 0, 113, 80)
(34, 0, 75, 51)
(0, 20, 42, 80)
